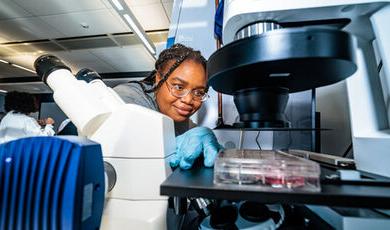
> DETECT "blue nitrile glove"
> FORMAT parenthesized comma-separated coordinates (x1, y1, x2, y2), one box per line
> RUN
(170, 127, 223, 170)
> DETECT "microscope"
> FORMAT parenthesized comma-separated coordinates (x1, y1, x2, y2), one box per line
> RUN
(209, 0, 390, 178)
(33, 55, 176, 229)
(200, 0, 390, 229)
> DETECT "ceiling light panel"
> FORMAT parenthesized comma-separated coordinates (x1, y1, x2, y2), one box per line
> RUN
(108, 0, 156, 57)
(50, 50, 117, 73)
(0, 17, 65, 42)
(57, 37, 117, 50)
(110, 34, 139, 46)
(0, 1, 32, 20)
(90, 45, 154, 72)
(11, 63, 36, 73)
(40, 9, 128, 37)
(113, 31, 168, 46)
(13, 0, 108, 16)
(122, 14, 155, 54)
(124, 0, 160, 7)
(111, 0, 124, 10)
(30, 41, 67, 52)
(131, 3, 170, 30)
(73, 60, 117, 73)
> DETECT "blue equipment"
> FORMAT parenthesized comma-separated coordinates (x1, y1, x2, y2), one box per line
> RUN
(0, 136, 105, 230)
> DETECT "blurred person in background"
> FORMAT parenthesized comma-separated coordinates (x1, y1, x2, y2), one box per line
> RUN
(0, 91, 55, 144)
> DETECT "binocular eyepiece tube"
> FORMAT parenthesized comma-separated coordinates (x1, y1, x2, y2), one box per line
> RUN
(34, 54, 121, 136)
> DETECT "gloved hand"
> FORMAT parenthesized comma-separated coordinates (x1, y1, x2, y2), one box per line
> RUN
(170, 127, 223, 170)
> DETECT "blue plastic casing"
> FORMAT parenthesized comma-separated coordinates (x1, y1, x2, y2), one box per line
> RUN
(0, 136, 105, 230)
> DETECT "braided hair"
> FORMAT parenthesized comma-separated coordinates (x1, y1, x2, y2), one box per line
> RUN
(131, 43, 207, 93)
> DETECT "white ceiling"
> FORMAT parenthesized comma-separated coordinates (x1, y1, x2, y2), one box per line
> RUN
(0, 0, 173, 93)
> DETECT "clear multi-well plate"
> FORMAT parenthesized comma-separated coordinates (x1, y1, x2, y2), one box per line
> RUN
(214, 149, 321, 192)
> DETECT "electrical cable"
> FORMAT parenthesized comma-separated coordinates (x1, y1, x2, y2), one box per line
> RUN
(373, 208, 390, 218)
(177, 213, 185, 230)
(238, 130, 244, 150)
(255, 131, 262, 150)
(342, 143, 353, 158)
(285, 130, 293, 149)
(377, 60, 383, 73)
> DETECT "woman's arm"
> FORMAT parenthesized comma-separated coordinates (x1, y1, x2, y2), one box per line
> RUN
(24, 117, 55, 136)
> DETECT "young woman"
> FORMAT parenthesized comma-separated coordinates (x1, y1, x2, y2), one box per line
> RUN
(114, 44, 222, 169)
(0, 91, 55, 144)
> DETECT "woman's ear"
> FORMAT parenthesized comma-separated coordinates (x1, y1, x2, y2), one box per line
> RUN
(155, 71, 162, 84)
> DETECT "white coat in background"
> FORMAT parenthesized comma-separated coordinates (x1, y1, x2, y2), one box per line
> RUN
(0, 111, 55, 144)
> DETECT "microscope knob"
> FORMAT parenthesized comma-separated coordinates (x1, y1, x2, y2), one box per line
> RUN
(239, 201, 270, 222)
(76, 68, 102, 83)
(209, 204, 238, 230)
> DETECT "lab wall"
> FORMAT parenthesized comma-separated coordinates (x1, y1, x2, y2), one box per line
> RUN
(317, 81, 352, 156)
(40, 102, 67, 132)
(0, 94, 4, 113)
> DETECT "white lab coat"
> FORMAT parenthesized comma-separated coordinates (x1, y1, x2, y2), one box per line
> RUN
(0, 111, 55, 144)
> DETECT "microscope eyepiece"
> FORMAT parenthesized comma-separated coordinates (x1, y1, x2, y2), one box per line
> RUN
(76, 68, 102, 83)
(34, 54, 71, 84)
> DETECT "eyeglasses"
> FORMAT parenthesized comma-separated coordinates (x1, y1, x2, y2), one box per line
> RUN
(165, 81, 209, 102)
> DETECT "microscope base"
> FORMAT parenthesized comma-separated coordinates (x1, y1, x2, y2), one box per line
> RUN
(101, 199, 168, 230)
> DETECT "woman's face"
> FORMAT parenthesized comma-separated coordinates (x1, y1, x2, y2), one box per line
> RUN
(155, 60, 207, 122)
